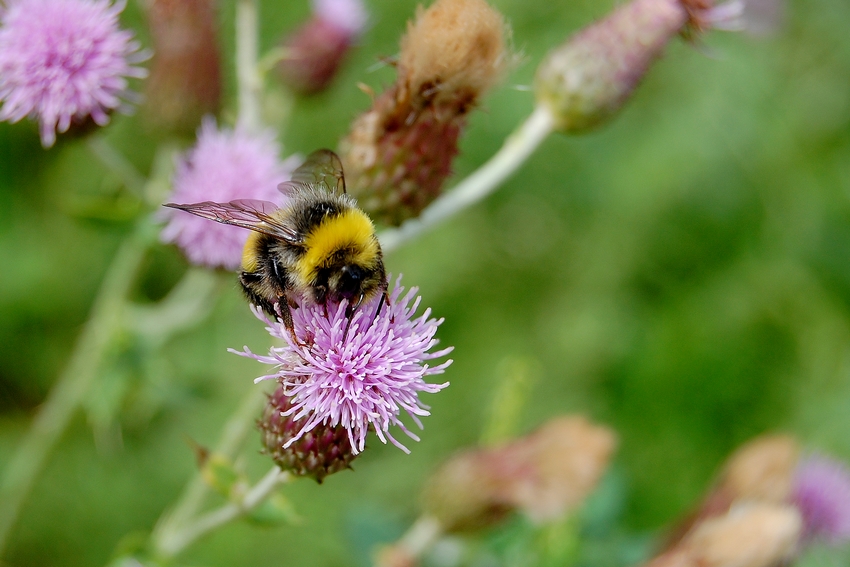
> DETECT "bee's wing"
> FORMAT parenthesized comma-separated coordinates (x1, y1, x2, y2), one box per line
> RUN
(164, 199, 301, 243)
(278, 149, 346, 197)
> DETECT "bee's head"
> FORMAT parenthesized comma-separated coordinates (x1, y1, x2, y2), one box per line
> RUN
(296, 207, 385, 305)
(323, 262, 386, 303)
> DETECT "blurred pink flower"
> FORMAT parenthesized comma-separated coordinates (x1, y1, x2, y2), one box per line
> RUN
(0, 0, 147, 147)
(793, 454, 850, 545)
(161, 119, 296, 270)
(277, 0, 368, 95)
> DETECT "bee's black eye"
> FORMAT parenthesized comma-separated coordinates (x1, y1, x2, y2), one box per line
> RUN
(338, 265, 365, 298)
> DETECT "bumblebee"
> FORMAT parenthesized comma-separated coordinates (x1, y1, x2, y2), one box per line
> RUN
(165, 149, 387, 335)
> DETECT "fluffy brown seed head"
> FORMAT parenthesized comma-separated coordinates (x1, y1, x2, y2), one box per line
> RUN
(399, 0, 508, 108)
(341, 0, 510, 225)
(422, 415, 616, 531)
(646, 503, 802, 567)
(681, 503, 802, 567)
(664, 435, 801, 550)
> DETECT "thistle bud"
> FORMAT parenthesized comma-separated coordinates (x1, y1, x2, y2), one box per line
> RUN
(258, 384, 357, 483)
(277, 0, 368, 95)
(341, 0, 510, 226)
(422, 416, 616, 532)
(143, 0, 222, 135)
(534, 0, 757, 133)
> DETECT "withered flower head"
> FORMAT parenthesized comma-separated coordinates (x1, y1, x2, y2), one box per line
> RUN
(422, 415, 616, 532)
(718, 435, 800, 504)
(143, 0, 221, 134)
(664, 435, 800, 550)
(341, 0, 510, 226)
(646, 503, 802, 567)
(682, 503, 801, 567)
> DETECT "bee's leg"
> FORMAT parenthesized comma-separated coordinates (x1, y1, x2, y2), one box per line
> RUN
(373, 280, 392, 323)
(343, 293, 365, 338)
(274, 296, 305, 348)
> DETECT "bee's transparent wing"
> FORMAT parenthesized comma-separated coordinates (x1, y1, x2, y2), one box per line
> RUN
(164, 199, 301, 243)
(278, 149, 346, 197)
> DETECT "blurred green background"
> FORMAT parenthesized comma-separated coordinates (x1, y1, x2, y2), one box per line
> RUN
(2, 0, 850, 565)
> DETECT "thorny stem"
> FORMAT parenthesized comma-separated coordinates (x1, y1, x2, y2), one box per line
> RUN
(0, 222, 155, 555)
(154, 466, 289, 559)
(151, 385, 269, 555)
(379, 105, 556, 254)
(236, 0, 262, 134)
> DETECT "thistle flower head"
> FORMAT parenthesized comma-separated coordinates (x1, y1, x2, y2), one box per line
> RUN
(277, 0, 368, 95)
(793, 454, 850, 546)
(160, 119, 296, 270)
(0, 0, 147, 147)
(313, 0, 368, 36)
(234, 276, 452, 454)
(341, 0, 510, 225)
(534, 0, 777, 134)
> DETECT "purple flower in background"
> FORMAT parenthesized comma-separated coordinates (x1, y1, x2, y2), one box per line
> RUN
(0, 0, 147, 147)
(233, 277, 452, 454)
(312, 0, 368, 37)
(276, 0, 368, 95)
(793, 454, 850, 545)
(161, 119, 297, 270)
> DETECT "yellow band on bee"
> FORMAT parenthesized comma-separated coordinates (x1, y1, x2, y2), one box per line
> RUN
(241, 231, 263, 272)
(296, 209, 378, 283)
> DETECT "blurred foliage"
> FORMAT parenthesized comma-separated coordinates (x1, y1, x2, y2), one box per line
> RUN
(2, 0, 850, 565)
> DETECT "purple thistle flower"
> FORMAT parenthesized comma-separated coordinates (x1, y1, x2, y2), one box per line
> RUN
(312, 0, 368, 37)
(276, 0, 368, 95)
(161, 119, 298, 270)
(793, 454, 850, 546)
(232, 276, 453, 455)
(0, 0, 147, 147)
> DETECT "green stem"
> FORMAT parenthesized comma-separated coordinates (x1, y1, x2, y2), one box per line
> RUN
(155, 466, 288, 559)
(127, 268, 227, 348)
(236, 0, 262, 133)
(0, 223, 154, 555)
(150, 385, 269, 557)
(375, 515, 443, 567)
(379, 105, 556, 254)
